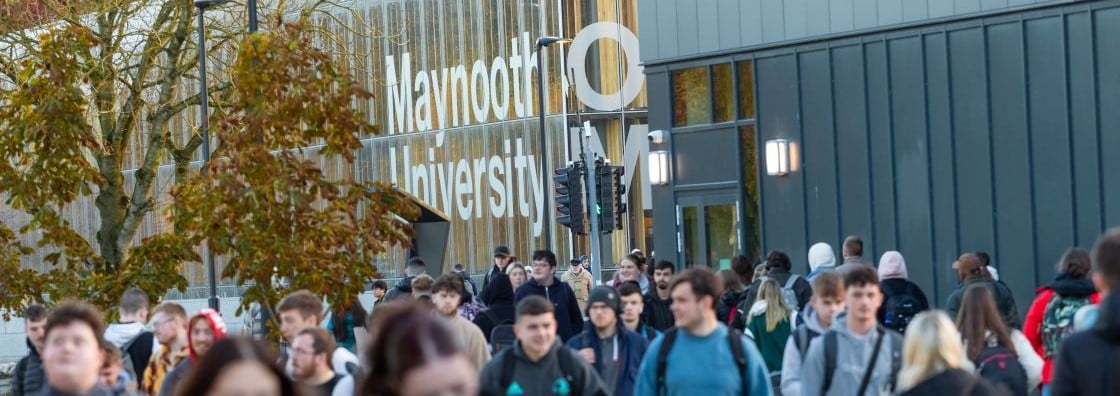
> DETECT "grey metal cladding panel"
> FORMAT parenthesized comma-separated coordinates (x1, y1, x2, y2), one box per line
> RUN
(854, 0, 879, 30)
(982, 0, 1010, 12)
(923, 33, 958, 306)
(762, 0, 786, 44)
(887, 36, 935, 297)
(1066, 11, 1105, 246)
(807, 0, 832, 37)
(676, 1, 701, 57)
(785, 0, 810, 39)
(718, 0, 744, 51)
(866, 41, 898, 254)
(1026, 16, 1076, 274)
(878, 0, 904, 26)
(1096, 8, 1120, 228)
(955, 0, 983, 14)
(656, 0, 678, 62)
(985, 22, 1037, 308)
(799, 50, 842, 244)
(930, 0, 955, 18)
(948, 27, 996, 251)
(639, 0, 661, 61)
(674, 131, 740, 186)
(757, 54, 809, 252)
(743, 0, 766, 48)
(831, 44, 875, 248)
(902, 0, 930, 23)
(831, 0, 857, 32)
(697, 0, 721, 53)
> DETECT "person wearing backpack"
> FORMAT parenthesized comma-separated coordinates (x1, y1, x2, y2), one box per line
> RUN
(717, 269, 750, 327)
(103, 288, 155, 391)
(799, 265, 904, 396)
(947, 254, 1023, 329)
(876, 251, 930, 334)
(956, 284, 1043, 396)
(634, 268, 773, 395)
(896, 311, 1003, 396)
(740, 251, 813, 316)
(566, 286, 648, 396)
(473, 273, 517, 344)
(479, 295, 608, 396)
(781, 271, 846, 396)
(1023, 248, 1099, 395)
(745, 278, 798, 391)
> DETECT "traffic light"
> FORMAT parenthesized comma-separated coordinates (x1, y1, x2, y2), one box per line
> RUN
(595, 162, 626, 233)
(554, 163, 585, 235)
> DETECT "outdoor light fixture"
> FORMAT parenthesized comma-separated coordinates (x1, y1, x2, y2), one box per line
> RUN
(649, 150, 669, 185)
(765, 139, 791, 176)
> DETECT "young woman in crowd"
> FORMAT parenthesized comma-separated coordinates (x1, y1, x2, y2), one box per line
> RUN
(957, 285, 1042, 395)
(360, 301, 479, 396)
(505, 262, 529, 291)
(745, 278, 796, 390)
(897, 311, 1001, 395)
(175, 338, 298, 396)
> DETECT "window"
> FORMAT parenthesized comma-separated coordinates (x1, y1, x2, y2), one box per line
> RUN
(713, 63, 734, 122)
(672, 67, 711, 126)
(738, 61, 756, 119)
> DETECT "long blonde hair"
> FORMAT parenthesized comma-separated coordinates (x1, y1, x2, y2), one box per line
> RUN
(756, 279, 791, 331)
(897, 311, 968, 390)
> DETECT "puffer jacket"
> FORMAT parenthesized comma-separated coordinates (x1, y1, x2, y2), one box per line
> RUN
(383, 276, 415, 302)
(14, 338, 45, 396)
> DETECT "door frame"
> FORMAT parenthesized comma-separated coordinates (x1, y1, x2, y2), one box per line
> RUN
(676, 192, 741, 268)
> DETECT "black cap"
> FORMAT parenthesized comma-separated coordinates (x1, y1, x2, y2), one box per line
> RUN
(587, 286, 621, 315)
(494, 246, 512, 257)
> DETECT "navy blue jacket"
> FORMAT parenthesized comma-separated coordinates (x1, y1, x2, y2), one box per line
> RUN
(515, 277, 585, 342)
(566, 322, 649, 396)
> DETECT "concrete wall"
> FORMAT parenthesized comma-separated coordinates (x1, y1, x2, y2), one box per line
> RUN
(638, 0, 1079, 63)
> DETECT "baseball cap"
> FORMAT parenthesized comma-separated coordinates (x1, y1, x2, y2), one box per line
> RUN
(494, 246, 512, 257)
(954, 253, 984, 274)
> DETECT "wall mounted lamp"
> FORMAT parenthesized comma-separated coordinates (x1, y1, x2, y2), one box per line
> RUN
(649, 150, 669, 185)
(765, 139, 793, 176)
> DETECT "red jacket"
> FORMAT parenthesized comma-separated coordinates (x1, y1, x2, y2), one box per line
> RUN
(1023, 279, 1099, 386)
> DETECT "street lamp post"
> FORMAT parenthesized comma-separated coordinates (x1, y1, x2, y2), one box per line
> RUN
(247, 0, 258, 32)
(195, 0, 229, 312)
(535, 36, 570, 251)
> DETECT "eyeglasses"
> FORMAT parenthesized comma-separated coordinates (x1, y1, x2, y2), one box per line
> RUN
(531, 262, 552, 268)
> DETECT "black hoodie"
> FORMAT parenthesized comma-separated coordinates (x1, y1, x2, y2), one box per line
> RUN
(717, 289, 748, 326)
(1050, 292, 1120, 396)
(474, 273, 516, 342)
(382, 276, 415, 302)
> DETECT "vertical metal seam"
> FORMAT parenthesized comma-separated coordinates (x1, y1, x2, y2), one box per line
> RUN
(921, 32, 941, 310)
(945, 32, 961, 259)
(754, 60, 769, 253)
(982, 23, 1000, 258)
(1090, 8, 1106, 233)
(796, 52, 811, 253)
(863, 42, 878, 256)
(829, 47, 844, 242)
(1063, 12, 1079, 247)
(1020, 17, 1040, 293)
(886, 39, 900, 249)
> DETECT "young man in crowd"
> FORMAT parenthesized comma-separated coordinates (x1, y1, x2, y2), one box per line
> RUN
(635, 268, 772, 395)
(142, 303, 188, 396)
(618, 281, 660, 341)
(643, 260, 676, 331)
(382, 257, 427, 302)
(483, 245, 514, 292)
(780, 271, 846, 396)
(833, 235, 869, 274)
(432, 274, 492, 368)
(567, 285, 648, 396)
(562, 258, 593, 313)
(291, 328, 349, 396)
(98, 341, 136, 395)
(39, 301, 112, 396)
(278, 291, 360, 376)
(102, 288, 154, 388)
(370, 280, 388, 308)
(411, 273, 435, 309)
(158, 309, 227, 396)
(15, 304, 48, 396)
(945, 253, 1021, 328)
(513, 250, 585, 342)
(800, 265, 903, 396)
(480, 296, 607, 395)
(1051, 228, 1120, 396)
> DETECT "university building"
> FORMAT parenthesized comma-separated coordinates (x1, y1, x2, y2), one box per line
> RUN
(639, 0, 1120, 311)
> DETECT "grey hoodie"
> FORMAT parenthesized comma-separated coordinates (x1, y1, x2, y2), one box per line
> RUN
(480, 339, 607, 396)
(799, 315, 902, 396)
(104, 322, 146, 348)
(780, 307, 829, 396)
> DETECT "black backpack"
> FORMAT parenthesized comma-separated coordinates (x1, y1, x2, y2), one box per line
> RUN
(656, 328, 748, 395)
(497, 346, 583, 394)
(489, 324, 517, 354)
(974, 345, 1028, 396)
(120, 331, 152, 385)
(881, 291, 922, 334)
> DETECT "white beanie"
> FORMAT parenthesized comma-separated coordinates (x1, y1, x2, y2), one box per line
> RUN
(808, 242, 837, 272)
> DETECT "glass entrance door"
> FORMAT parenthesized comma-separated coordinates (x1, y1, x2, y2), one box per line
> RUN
(678, 194, 741, 269)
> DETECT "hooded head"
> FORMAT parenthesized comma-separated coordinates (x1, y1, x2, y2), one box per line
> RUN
(877, 251, 908, 280)
(483, 273, 515, 306)
(187, 309, 227, 362)
(808, 243, 837, 272)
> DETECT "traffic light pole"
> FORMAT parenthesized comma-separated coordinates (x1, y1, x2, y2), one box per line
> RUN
(581, 121, 604, 286)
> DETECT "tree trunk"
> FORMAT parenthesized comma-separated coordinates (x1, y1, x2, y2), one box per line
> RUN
(94, 152, 128, 272)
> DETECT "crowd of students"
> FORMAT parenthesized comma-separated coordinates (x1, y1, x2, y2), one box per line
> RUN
(9, 228, 1120, 395)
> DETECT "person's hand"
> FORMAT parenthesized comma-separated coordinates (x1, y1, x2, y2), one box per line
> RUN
(579, 348, 596, 363)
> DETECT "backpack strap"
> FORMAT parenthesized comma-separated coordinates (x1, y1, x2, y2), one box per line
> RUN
(499, 350, 516, 391)
(727, 329, 749, 396)
(655, 329, 679, 396)
(556, 348, 578, 383)
(785, 274, 800, 289)
(822, 331, 838, 394)
(887, 328, 902, 391)
(795, 325, 810, 358)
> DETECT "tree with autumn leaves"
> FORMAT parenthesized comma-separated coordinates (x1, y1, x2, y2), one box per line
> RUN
(0, 2, 416, 319)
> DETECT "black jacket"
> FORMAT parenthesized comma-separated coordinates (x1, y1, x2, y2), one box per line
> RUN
(717, 289, 748, 325)
(1050, 292, 1120, 396)
(945, 277, 1021, 329)
(877, 278, 932, 324)
(641, 291, 674, 331)
(739, 268, 813, 312)
(474, 273, 516, 342)
(15, 339, 45, 396)
(900, 369, 1007, 396)
(514, 277, 585, 342)
(383, 276, 415, 302)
